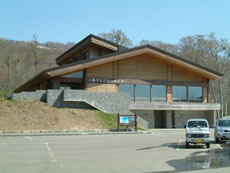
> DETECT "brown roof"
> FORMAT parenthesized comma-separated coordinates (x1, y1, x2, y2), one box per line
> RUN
(14, 44, 223, 93)
(55, 34, 128, 65)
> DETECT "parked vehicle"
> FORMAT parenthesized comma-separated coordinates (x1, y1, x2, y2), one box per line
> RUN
(185, 119, 210, 148)
(214, 117, 230, 143)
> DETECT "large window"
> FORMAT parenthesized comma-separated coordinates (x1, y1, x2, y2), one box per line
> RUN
(188, 87, 202, 103)
(152, 85, 166, 102)
(136, 85, 150, 102)
(119, 84, 134, 101)
(172, 86, 187, 102)
(63, 71, 83, 78)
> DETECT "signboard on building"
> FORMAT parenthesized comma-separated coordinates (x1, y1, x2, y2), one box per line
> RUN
(88, 78, 125, 84)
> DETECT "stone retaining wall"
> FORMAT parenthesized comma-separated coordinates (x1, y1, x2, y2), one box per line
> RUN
(64, 90, 132, 114)
(12, 90, 47, 102)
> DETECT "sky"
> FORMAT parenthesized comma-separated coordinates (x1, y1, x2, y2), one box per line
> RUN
(0, 0, 230, 45)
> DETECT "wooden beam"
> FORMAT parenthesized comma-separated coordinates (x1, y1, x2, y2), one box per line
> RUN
(91, 37, 118, 51)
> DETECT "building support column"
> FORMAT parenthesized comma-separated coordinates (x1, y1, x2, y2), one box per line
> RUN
(165, 110, 172, 128)
(207, 110, 216, 128)
(213, 110, 216, 128)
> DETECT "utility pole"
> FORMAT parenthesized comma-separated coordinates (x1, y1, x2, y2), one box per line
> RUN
(32, 34, 38, 74)
(6, 49, 12, 88)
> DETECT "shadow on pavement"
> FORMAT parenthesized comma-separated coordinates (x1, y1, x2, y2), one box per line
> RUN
(144, 142, 230, 173)
(136, 141, 212, 151)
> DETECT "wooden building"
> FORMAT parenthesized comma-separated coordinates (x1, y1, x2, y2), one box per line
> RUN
(14, 34, 222, 128)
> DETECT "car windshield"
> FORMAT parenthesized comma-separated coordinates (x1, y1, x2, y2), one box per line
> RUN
(218, 120, 230, 127)
(188, 121, 208, 128)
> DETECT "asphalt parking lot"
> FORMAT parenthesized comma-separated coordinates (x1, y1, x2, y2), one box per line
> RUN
(0, 129, 229, 173)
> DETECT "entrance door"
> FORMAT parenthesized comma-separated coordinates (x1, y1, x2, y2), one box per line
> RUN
(154, 111, 165, 128)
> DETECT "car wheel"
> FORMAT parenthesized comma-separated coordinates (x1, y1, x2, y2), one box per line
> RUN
(215, 137, 219, 144)
(206, 143, 210, 148)
(186, 142, 189, 148)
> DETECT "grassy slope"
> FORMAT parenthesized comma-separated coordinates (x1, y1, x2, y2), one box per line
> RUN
(0, 100, 117, 131)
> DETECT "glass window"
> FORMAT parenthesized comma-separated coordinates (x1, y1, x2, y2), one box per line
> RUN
(82, 51, 88, 60)
(152, 85, 166, 102)
(119, 84, 134, 101)
(136, 85, 150, 102)
(172, 86, 187, 102)
(218, 120, 230, 127)
(188, 120, 208, 128)
(188, 87, 202, 103)
(63, 71, 83, 78)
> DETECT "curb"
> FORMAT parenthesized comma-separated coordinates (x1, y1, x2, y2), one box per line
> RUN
(0, 130, 152, 137)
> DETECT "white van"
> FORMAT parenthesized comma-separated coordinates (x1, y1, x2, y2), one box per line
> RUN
(185, 119, 210, 148)
(214, 117, 230, 143)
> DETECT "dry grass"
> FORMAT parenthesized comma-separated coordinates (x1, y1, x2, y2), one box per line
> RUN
(0, 100, 117, 130)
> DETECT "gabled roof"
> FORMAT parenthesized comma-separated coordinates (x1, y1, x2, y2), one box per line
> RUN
(48, 44, 223, 78)
(56, 34, 128, 65)
(14, 44, 223, 93)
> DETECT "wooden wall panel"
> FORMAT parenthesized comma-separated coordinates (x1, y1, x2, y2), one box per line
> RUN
(119, 55, 167, 80)
(113, 61, 119, 79)
(203, 87, 208, 103)
(172, 65, 203, 82)
(87, 62, 113, 78)
(167, 85, 172, 103)
(86, 54, 207, 83)
(87, 83, 118, 93)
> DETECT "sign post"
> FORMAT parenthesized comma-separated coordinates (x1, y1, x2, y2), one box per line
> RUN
(117, 114, 137, 131)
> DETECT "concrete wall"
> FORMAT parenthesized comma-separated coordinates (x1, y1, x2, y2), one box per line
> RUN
(132, 110, 155, 129)
(47, 90, 91, 109)
(171, 110, 216, 128)
(13, 89, 131, 114)
(132, 110, 215, 129)
(46, 89, 131, 114)
(207, 110, 216, 128)
(64, 90, 131, 114)
(12, 90, 47, 102)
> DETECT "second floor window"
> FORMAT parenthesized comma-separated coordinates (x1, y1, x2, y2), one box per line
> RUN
(152, 85, 166, 102)
(172, 86, 187, 102)
(82, 51, 88, 60)
(172, 86, 203, 103)
(188, 86, 202, 103)
(136, 85, 150, 102)
(119, 84, 134, 101)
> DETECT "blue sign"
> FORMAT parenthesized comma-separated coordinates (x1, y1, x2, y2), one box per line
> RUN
(120, 116, 129, 124)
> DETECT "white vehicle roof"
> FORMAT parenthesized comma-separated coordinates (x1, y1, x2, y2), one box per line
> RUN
(219, 116, 230, 120)
(187, 119, 208, 122)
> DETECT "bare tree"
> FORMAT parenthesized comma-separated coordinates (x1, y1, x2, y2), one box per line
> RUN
(99, 29, 133, 48)
(139, 40, 180, 55)
(179, 33, 230, 118)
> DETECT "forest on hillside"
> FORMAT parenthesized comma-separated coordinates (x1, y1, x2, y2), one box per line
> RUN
(0, 30, 230, 117)
(0, 36, 74, 90)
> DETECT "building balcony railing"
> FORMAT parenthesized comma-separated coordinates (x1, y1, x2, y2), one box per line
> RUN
(130, 102, 220, 111)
